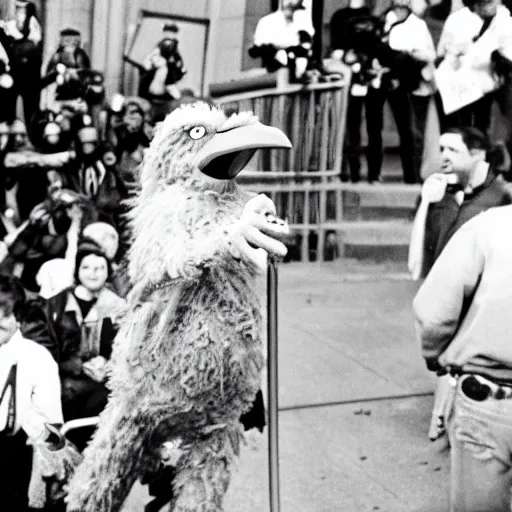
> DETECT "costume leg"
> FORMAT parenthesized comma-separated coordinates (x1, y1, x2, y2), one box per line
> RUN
(388, 87, 417, 184)
(66, 401, 153, 512)
(448, 381, 512, 512)
(365, 87, 386, 183)
(172, 421, 244, 512)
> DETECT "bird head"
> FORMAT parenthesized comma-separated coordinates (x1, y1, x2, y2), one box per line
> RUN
(138, 101, 291, 197)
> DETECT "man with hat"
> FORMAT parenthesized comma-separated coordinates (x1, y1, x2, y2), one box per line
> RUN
(60, 114, 127, 228)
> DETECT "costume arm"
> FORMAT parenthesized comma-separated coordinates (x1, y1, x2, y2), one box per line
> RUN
(413, 219, 485, 368)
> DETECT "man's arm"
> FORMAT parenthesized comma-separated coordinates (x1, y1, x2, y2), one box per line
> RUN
(413, 218, 485, 369)
(22, 351, 64, 441)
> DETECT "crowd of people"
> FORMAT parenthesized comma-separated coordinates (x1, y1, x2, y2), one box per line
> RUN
(0, 2, 205, 511)
(3, 0, 512, 510)
(250, 0, 512, 184)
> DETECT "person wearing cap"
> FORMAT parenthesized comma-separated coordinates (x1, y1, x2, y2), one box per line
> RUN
(44, 238, 126, 451)
(0, 1, 42, 126)
(413, 203, 512, 512)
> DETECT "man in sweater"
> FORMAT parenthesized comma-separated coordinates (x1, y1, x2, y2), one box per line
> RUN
(413, 204, 512, 512)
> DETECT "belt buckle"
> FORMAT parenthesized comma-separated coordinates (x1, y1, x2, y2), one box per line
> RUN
(461, 375, 490, 401)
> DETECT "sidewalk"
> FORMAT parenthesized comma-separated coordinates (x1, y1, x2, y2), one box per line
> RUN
(124, 260, 450, 512)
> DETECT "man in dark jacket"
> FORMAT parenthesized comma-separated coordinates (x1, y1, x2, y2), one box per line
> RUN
(409, 126, 512, 280)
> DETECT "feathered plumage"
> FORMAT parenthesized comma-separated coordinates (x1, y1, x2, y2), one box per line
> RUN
(65, 102, 290, 512)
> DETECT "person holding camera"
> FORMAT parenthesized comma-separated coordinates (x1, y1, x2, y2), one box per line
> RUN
(330, 0, 378, 183)
(0, 1, 42, 126)
(249, 0, 315, 82)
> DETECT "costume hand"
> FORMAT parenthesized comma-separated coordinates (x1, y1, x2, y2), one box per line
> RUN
(233, 194, 289, 270)
(421, 173, 449, 203)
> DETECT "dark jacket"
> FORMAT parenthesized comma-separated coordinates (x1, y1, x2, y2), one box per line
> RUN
(422, 170, 512, 277)
(45, 287, 126, 375)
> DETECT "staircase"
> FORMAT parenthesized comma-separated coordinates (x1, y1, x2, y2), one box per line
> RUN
(240, 178, 420, 264)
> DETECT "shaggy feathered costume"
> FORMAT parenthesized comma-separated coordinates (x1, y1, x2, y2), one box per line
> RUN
(66, 102, 291, 512)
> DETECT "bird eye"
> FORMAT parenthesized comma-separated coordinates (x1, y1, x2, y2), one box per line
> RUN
(189, 126, 206, 140)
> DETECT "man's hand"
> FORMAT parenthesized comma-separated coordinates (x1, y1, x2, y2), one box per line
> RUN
(233, 194, 289, 271)
(421, 173, 449, 203)
(82, 356, 108, 383)
(66, 204, 83, 227)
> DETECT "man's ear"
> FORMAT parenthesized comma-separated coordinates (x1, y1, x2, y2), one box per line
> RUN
(469, 148, 486, 160)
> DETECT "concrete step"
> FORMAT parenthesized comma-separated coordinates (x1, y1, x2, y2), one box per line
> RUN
(288, 220, 413, 263)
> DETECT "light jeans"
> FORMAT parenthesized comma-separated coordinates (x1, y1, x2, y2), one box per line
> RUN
(448, 376, 512, 512)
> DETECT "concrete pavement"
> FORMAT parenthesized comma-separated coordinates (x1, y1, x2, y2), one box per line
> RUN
(123, 260, 450, 512)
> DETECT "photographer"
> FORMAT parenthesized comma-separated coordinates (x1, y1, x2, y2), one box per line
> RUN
(139, 24, 186, 103)
(5, 185, 91, 293)
(365, 0, 435, 184)
(436, 0, 512, 134)
(0, 0, 42, 126)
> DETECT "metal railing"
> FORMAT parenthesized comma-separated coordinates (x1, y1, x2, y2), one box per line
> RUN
(214, 69, 369, 262)
(215, 73, 351, 180)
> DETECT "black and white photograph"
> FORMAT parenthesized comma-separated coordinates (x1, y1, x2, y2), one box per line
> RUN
(1, 0, 512, 511)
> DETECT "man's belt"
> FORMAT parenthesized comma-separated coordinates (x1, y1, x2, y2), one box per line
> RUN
(461, 374, 512, 401)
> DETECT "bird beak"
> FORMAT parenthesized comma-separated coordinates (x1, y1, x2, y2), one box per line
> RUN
(196, 122, 292, 180)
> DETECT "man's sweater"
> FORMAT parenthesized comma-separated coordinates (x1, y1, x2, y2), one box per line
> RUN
(414, 205, 512, 382)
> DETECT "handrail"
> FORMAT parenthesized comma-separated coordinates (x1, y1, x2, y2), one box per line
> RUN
(216, 78, 349, 104)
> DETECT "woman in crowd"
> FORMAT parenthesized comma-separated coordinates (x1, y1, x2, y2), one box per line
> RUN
(45, 238, 126, 450)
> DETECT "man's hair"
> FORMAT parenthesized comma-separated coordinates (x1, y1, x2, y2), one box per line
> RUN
(443, 126, 490, 152)
(0, 274, 26, 321)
